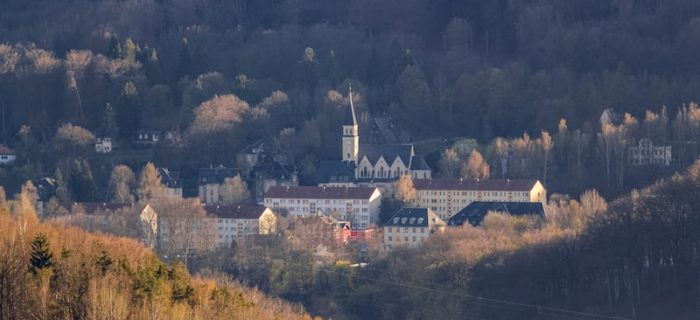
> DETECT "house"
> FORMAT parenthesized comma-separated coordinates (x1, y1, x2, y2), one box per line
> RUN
(628, 138, 671, 166)
(133, 130, 160, 146)
(318, 160, 356, 187)
(236, 139, 265, 175)
(253, 164, 298, 203)
(383, 208, 445, 250)
(158, 168, 183, 198)
(318, 86, 431, 192)
(95, 137, 113, 153)
(204, 205, 277, 247)
(0, 145, 16, 165)
(61, 203, 158, 248)
(447, 201, 546, 227)
(264, 185, 381, 230)
(413, 178, 547, 221)
(198, 165, 238, 205)
(600, 108, 621, 127)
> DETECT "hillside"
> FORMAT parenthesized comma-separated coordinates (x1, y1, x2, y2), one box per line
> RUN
(0, 189, 312, 320)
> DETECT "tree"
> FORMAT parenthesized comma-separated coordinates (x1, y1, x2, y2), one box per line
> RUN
(462, 149, 490, 180)
(69, 159, 96, 202)
(438, 148, 460, 178)
(189, 94, 250, 136)
(395, 65, 432, 130)
(219, 175, 250, 206)
(30, 233, 54, 274)
(53, 123, 96, 155)
(540, 131, 553, 185)
(100, 103, 118, 138)
(138, 162, 164, 201)
(396, 175, 416, 203)
(109, 165, 136, 204)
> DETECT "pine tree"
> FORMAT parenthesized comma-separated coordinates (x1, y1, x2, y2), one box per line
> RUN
(30, 233, 54, 274)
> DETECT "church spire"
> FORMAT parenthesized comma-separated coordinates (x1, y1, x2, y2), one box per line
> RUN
(344, 83, 358, 126)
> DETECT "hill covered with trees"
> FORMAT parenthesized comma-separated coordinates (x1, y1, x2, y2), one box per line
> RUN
(0, 184, 311, 319)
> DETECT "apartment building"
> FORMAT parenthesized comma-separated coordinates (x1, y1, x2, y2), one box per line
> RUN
(205, 205, 277, 248)
(264, 186, 381, 229)
(383, 207, 445, 250)
(413, 178, 547, 221)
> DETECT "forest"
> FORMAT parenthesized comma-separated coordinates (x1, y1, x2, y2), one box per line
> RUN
(3, 0, 700, 199)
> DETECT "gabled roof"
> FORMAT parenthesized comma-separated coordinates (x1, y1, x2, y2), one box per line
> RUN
(410, 156, 430, 171)
(204, 205, 270, 220)
(0, 145, 14, 154)
(383, 207, 444, 227)
(318, 160, 355, 184)
(448, 201, 546, 227)
(413, 178, 540, 192)
(265, 186, 378, 199)
(198, 165, 238, 184)
(358, 143, 413, 166)
(78, 202, 136, 215)
(158, 168, 181, 188)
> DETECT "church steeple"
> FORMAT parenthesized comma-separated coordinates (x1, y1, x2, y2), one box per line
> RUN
(342, 84, 359, 163)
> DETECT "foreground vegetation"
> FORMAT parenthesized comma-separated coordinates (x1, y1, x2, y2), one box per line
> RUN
(0, 186, 311, 320)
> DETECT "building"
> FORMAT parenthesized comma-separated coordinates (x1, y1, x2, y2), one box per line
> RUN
(204, 205, 277, 247)
(318, 86, 431, 191)
(61, 203, 158, 248)
(95, 137, 112, 153)
(198, 165, 238, 205)
(0, 145, 16, 165)
(133, 130, 160, 146)
(236, 139, 265, 175)
(447, 201, 546, 227)
(264, 185, 381, 229)
(414, 178, 547, 221)
(287, 214, 352, 248)
(158, 168, 183, 198)
(383, 208, 445, 250)
(629, 138, 671, 166)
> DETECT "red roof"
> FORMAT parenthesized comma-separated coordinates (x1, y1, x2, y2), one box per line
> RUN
(0, 145, 14, 154)
(265, 186, 378, 199)
(413, 179, 539, 192)
(204, 205, 269, 219)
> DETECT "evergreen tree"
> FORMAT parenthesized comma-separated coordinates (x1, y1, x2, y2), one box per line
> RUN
(30, 233, 54, 274)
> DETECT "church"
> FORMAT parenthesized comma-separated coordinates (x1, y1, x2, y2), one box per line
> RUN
(318, 87, 431, 192)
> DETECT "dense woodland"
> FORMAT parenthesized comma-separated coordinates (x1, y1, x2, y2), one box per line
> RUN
(4, 0, 700, 198)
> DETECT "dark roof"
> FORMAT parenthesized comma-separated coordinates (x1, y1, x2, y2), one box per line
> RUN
(413, 178, 539, 192)
(318, 160, 355, 184)
(158, 168, 181, 188)
(204, 205, 269, 219)
(198, 165, 238, 184)
(78, 202, 134, 215)
(384, 208, 433, 227)
(373, 117, 397, 143)
(358, 143, 413, 166)
(448, 201, 546, 227)
(0, 144, 14, 154)
(266, 186, 377, 199)
(344, 89, 358, 126)
(410, 156, 430, 171)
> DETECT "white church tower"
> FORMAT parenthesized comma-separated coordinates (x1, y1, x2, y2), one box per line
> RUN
(342, 85, 359, 163)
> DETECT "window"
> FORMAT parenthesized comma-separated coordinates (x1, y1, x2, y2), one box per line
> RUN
(388, 236, 392, 241)
(404, 237, 408, 241)
(412, 236, 417, 242)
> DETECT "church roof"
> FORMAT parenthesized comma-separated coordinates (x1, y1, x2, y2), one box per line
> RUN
(344, 87, 358, 126)
(410, 156, 430, 171)
(358, 143, 413, 166)
(318, 160, 355, 184)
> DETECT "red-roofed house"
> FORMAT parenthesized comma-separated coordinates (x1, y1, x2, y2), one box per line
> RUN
(0, 145, 16, 165)
(413, 178, 547, 221)
(264, 186, 381, 229)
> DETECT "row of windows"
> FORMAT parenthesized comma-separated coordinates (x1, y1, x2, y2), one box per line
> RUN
(386, 227, 426, 234)
(422, 190, 529, 197)
(387, 236, 420, 242)
(270, 199, 369, 205)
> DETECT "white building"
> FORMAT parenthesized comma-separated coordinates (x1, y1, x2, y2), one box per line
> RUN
(629, 138, 671, 166)
(264, 186, 381, 230)
(198, 166, 238, 205)
(383, 207, 445, 250)
(95, 137, 113, 153)
(205, 205, 277, 248)
(158, 168, 183, 198)
(414, 179, 547, 221)
(0, 145, 16, 165)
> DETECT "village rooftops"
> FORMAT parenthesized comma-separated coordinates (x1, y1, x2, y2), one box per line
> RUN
(0, 145, 14, 154)
(158, 168, 182, 188)
(198, 165, 238, 185)
(265, 186, 378, 199)
(204, 205, 271, 220)
(383, 207, 443, 228)
(413, 178, 541, 192)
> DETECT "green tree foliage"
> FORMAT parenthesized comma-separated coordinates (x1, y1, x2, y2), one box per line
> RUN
(30, 233, 54, 274)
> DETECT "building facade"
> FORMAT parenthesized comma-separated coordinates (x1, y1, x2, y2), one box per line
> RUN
(205, 205, 277, 247)
(264, 186, 381, 229)
(0, 145, 16, 165)
(414, 179, 547, 221)
(95, 137, 113, 153)
(628, 138, 671, 166)
(198, 165, 238, 205)
(383, 208, 445, 250)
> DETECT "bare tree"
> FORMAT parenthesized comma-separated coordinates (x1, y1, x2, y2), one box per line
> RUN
(219, 175, 250, 205)
(137, 162, 164, 201)
(461, 149, 490, 180)
(189, 94, 250, 136)
(540, 131, 553, 185)
(396, 175, 416, 203)
(109, 165, 136, 204)
(438, 148, 460, 178)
